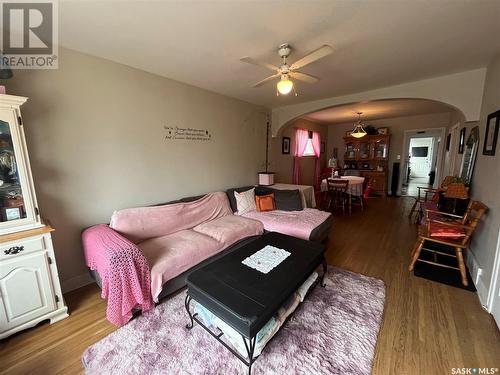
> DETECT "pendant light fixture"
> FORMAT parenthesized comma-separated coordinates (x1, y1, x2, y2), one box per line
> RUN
(351, 112, 367, 138)
(276, 74, 294, 95)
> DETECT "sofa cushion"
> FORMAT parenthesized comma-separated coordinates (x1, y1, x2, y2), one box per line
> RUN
(234, 188, 256, 215)
(242, 208, 332, 241)
(110, 192, 232, 243)
(193, 215, 264, 246)
(274, 189, 303, 211)
(138, 230, 223, 301)
(226, 186, 255, 212)
(256, 194, 276, 212)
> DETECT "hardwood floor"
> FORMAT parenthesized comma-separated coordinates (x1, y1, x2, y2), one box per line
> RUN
(1, 197, 499, 374)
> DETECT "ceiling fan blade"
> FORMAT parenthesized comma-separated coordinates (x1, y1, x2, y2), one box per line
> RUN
(252, 73, 280, 87)
(240, 56, 279, 72)
(290, 45, 333, 70)
(289, 71, 319, 84)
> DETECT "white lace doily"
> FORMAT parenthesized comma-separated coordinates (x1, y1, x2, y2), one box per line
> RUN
(242, 245, 291, 274)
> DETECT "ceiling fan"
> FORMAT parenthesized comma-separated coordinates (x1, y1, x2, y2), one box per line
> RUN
(240, 43, 333, 96)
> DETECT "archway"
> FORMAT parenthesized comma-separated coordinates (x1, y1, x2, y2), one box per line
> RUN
(272, 98, 466, 195)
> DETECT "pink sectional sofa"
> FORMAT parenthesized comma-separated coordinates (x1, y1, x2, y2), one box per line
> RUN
(83, 192, 263, 326)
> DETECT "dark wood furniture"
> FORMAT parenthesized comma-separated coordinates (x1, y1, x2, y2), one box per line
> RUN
(185, 232, 326, 375)
(343, 134, 390, 195)
(325, 178, 349, 215)
(408, 200, 487, 286)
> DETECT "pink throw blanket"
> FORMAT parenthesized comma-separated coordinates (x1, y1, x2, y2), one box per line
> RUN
(243, 208, 331, 240)
(82, 224, 153, 326)
(110, 192, 233, 243)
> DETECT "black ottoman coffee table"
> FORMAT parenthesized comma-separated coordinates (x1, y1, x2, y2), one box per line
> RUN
(185, 232, 327, 374)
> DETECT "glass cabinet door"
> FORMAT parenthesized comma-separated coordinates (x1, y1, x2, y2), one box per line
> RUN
(374, 139, 388, 159)
(0, 105, 38, 233)
(0, 119, 27, 223)
(345, 141, 356, 159)
(358, 141, 371, 159)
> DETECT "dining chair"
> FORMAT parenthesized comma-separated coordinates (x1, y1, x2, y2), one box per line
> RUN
(326, 179, 349, 215)
(318, 172, 332, 209)
(408, 200, 487, 286)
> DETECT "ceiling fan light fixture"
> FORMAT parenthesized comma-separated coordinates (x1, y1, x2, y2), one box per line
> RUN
(277, 75, 293, 95)
(350, 112, 367, 138)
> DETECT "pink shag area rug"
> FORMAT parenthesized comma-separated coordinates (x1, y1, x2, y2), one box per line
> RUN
(82, 267, 385, 375)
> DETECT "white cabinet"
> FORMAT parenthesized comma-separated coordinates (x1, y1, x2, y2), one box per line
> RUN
(0, 94, 67, 339)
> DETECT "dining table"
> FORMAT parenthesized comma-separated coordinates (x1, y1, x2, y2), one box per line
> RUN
(320, 176, 365, 196)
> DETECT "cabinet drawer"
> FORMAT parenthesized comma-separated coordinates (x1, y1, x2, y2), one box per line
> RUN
(0, 236, 45, 260)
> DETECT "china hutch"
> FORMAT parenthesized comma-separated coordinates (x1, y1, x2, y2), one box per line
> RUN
(343, 134, 391, 195)
(0, 94, 67, 339)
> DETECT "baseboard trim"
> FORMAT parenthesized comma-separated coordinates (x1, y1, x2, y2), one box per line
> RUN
(466, 251, 489, 307)
(62, 272, 94, 294)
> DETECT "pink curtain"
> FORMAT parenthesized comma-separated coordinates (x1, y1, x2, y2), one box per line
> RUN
(312, 132, 321, 188)
(293, 128, 310, 184)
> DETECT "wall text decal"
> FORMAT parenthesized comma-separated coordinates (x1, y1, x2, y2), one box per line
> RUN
(164, 126, 212, 141)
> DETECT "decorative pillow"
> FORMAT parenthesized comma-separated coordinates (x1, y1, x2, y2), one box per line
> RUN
(256, 194, 276, 212)
(234, 188, 256, 215)
(274, 189, 303, 211)
(226, 186, 255, 212)
(429, 222, 466, 239)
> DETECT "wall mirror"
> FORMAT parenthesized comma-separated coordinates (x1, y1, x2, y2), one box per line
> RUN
(459, 126, 479, 182)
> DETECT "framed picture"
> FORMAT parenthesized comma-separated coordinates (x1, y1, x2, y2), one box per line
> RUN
(483, 110, 500, 156)
(446, 133, 451, 151)
(458, 127, 466, 154)
(282, 137, 290, 154)
(345, 131, 352, 137)
(377, 127, 388, 135)
(320, 142, 326, 153)
(2, 207, 21, 221)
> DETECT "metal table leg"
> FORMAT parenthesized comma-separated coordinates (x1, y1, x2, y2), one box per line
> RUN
(320, 257, 328, 287)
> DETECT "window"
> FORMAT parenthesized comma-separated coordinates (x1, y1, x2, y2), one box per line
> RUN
(303, 138, 315, 156)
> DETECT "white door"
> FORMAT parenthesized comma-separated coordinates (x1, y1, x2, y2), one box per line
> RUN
(0, 251, 55, 332)
(409, 138, 432, 178)
(410, 155, 430, 177)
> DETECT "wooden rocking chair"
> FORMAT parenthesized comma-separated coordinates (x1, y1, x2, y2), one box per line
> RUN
(408, 200, 487, 286)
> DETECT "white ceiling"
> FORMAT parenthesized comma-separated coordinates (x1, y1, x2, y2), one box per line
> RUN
(303, 99, 455, 124)
(59, 0, 500, 108)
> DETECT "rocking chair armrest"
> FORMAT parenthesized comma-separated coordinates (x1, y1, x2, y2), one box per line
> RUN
(425, 209, 463, 220)
(416, 186, 438, 201)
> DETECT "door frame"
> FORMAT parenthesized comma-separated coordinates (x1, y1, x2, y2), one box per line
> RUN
(398, 127, 446, 195)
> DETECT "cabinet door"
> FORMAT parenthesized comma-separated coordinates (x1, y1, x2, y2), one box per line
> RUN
(0, 251, 55, 331)
(374, 138, 389, 159)
(0, 108, 39, 233)
(358, 141, 371, 159)
(345, 141, 357, 159)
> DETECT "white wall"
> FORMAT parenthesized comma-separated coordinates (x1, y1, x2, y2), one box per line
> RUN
(0, 48, 267, 291)
(467, 52, 500, 304)
(272, 69, 486, 135)
(327, 112, 454, 194)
